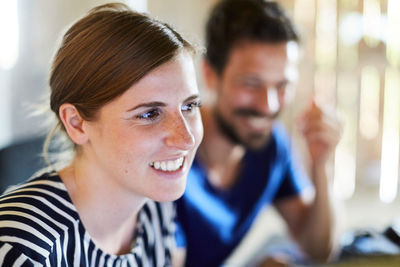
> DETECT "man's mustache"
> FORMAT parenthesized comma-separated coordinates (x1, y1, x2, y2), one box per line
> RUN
(233, 108, 278, 120)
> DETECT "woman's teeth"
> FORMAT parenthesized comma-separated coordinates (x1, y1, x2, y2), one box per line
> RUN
(150, 157, 184, 172)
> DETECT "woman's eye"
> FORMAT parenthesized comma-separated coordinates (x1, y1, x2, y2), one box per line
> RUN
(182, 101, 202, 112)
(136, 109, 161, 121)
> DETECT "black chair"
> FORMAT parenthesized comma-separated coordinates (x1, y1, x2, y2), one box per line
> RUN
(0, 136, 47, 193)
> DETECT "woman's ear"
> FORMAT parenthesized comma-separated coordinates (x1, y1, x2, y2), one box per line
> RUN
(59, 103, 88, 145)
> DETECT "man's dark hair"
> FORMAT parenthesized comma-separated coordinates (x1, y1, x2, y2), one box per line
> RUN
(205, 0, 299, 74)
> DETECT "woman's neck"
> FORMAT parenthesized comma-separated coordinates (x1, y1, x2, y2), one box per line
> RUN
(58, 156, 147, 255)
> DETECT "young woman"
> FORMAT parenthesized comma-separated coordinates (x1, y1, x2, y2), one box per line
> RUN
(0, 3, 203, 266)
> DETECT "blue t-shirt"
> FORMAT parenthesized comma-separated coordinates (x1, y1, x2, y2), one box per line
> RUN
(175, 124, 311, 267)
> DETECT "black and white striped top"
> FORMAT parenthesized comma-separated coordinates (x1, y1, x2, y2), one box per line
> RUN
(0, 172, 175, 266)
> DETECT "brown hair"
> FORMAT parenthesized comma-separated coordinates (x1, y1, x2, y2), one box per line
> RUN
(44, 2, 193, 164)
(206, 0, 298, 74)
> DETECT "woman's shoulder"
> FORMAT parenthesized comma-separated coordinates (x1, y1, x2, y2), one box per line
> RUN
(0, 171, 77, 221)
(0, 171, 73, 207)
(0, 171, 79, 264)
(2, 171, 63, 193)
(0, 172, 77, 238)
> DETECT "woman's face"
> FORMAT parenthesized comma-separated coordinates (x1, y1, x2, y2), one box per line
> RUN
(83, 52, 203, 202)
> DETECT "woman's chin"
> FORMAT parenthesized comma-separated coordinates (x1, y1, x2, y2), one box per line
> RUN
(151, 185, 186, 202)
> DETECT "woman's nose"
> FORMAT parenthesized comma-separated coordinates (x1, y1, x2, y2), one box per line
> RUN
(164, 114, 195, 151)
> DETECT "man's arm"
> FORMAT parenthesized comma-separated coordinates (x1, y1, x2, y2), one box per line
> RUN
(172, 247, 186, 267)
(275, 168, 335, 261)
(275, 100, 341, 262)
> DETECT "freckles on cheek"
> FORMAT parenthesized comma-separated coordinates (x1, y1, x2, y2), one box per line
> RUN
(123, 158, 133, 175)
(120, 155, 145, 176)
(114, 149, 131, 176)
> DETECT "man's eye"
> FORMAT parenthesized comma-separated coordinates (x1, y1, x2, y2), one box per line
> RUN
(136, 109, 161, 120)
(245, 81, 261, 88)
(182, 101, 202, 112)
(276, 82, 289, 92)
(239, 79, 262, 90)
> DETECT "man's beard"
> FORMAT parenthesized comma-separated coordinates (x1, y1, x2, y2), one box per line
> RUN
(214, 107, 279, 151)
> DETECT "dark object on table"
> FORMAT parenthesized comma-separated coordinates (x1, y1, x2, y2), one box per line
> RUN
(383, 221, 400, 247)
(339, 228, 400, 259)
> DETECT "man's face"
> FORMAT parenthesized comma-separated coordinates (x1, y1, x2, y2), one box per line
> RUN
(213, 41, 297, 150)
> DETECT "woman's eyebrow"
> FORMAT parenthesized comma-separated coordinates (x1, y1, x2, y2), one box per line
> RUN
(127, 94, 200, 112)
(128, 102, 166, 112)
(184, 94, 201, 102)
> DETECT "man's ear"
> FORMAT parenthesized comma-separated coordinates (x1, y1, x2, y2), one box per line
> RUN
(59, 103, 89, 145)
(202, 59, 219, 91)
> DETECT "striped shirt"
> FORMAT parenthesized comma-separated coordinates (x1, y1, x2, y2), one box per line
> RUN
(0, 172, 175, 266)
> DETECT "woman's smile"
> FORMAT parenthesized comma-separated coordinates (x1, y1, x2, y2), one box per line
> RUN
(150, 156, 185, 172)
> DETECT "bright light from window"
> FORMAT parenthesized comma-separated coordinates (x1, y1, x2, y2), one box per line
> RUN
(294, 0, 315, 25)
(341, 0, 358, 9)
(334, 74, 358, 199)
(360, 66, 380, 139)
(380, 68, 400, 203)
(315, 0, 337, 68)
(0, 0, 19, 70)
(339, 12, 363, 46)
(386, 0, 400, 67)
(334, 146, 356, 199)
(363, 0, 381, 47)
(314, 70, 336, 107)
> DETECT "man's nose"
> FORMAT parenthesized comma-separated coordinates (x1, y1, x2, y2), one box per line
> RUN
(255, 86, 280, 115)
(164, 114, 195, 151)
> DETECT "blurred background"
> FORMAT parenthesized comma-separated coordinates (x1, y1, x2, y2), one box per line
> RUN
(0, 0, 399, 264)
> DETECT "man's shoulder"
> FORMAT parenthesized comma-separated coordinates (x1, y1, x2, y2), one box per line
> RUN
(271, 123, 292, 147)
